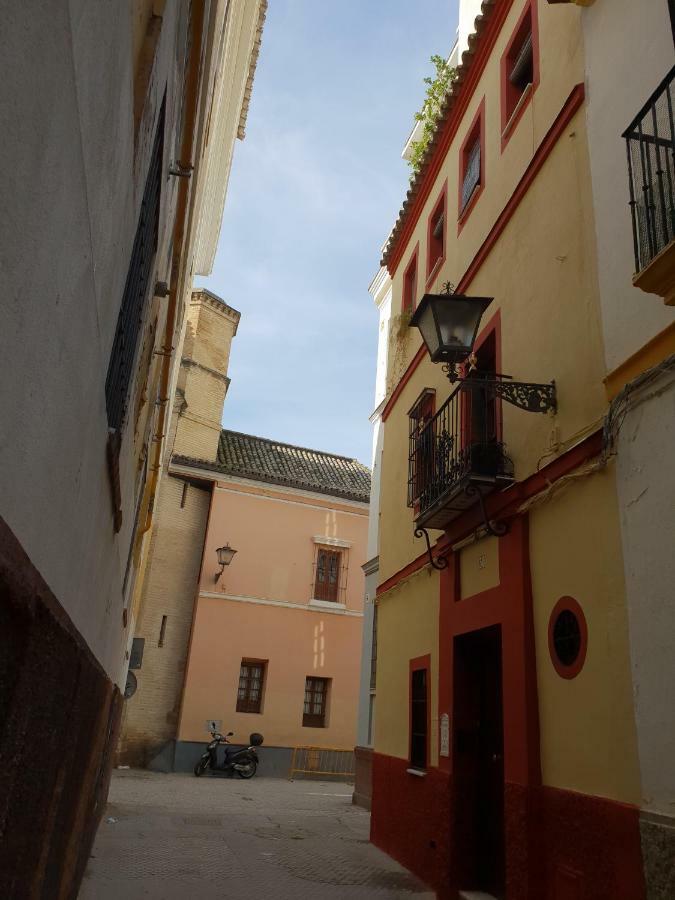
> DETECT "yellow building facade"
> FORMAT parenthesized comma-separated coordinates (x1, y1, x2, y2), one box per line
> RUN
(370, 1, 648, 897)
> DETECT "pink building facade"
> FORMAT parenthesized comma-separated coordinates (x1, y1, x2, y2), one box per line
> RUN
(171, 431, 370, 774)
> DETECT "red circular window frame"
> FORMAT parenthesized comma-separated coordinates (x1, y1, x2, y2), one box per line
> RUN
(548, 596, 588, 679)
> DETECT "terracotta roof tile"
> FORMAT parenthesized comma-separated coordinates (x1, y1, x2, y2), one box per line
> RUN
(173, 429, 371, 503)
(381, 0, 497, 268)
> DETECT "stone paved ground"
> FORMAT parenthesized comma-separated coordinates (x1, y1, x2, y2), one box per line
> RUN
(80, 770, 434, 899)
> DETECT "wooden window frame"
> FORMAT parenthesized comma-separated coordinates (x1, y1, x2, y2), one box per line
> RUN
(457, 98, 486, 231)
(500, 0, 540, 152)
(313, 546, 343, 603)
(303, 676, 330, 728)
(236, 659, 266, 714)
(426, 182, 448, 288)
(409, 655, 431, 771)
(402, 244, 419, 315)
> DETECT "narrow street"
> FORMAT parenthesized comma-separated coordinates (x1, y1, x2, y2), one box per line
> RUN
(81, 771, 433, 899)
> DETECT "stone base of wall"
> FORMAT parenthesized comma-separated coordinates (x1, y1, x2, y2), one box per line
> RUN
(352, 745, 373, 810)
(640, 812, 675, 900)
(0, 515, 123, 900)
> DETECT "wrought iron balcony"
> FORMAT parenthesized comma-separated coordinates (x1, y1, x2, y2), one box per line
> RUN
(408, 381, 514, 531)
(623, 66, 675, 275)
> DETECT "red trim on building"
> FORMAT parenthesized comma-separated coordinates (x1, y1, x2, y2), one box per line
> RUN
(426, 181, 448, 287)
(402, 243, 419, 315)
(548, 595, 588, 679)
(457, 98, 486, 233)
(381, 83, 585, 425)
(500, 0, 540, 152)
(377, 428, 602, 599)
(386, 0, 518, 276)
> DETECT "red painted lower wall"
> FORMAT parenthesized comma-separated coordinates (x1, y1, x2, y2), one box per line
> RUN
(371, 752, 646, 900)
(371, 753, 452, 896)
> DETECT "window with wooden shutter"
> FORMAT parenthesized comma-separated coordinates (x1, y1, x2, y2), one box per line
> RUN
(402, 248, 418, 315)
(500, 2, 539, 145)
(314, 548, 342, 602)
(303, 676, 329, 728)
(105, 98, 165, 432)
(461, 138, 481, 212)
(410, 667, 428, 770)
(427, 188, 446, 277)
(458, 100, 485, 224)
(236, 660, 266, 714)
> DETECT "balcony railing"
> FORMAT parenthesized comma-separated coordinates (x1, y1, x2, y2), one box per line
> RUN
(623, 66, 675, 273)
(408, 381, 514, 531)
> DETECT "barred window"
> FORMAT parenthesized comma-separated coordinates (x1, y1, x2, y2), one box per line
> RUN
(236, 660, 265, 714)
(105, 99, 165, 431)
(303, 676, 329, 728)
(314, 548, 342, 602)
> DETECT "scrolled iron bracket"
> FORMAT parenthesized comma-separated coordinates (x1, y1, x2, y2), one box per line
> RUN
(446, 372, 557, 414)
(464, 484, 509, 537)
(414, 527, 448, 570)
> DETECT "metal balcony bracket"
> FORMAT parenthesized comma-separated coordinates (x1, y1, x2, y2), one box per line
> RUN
(464, 484, 509, 537)
(444, 369, 557, 414)
(414, 527, 449, 571)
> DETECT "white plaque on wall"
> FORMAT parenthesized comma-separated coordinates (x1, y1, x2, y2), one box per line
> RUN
(440, 713, 450, 757)
(205, 719, 222, 733)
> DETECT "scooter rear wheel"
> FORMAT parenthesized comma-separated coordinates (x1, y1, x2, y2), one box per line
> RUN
(194, 758, 209, 777)
(236, 760, 257, 779)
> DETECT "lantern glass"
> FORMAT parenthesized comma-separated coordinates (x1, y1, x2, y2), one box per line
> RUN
(410, 294, 493, 365)
(216, 544, 237, 567)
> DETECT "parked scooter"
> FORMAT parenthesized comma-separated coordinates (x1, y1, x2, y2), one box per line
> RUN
(193, 730, 263, 779)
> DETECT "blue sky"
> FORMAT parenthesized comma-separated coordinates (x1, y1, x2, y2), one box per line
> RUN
(198, 0, 459, 466)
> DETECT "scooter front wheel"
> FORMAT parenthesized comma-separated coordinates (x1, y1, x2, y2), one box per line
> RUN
(236, 760, 257, 779)
(194, 757, 209, 777)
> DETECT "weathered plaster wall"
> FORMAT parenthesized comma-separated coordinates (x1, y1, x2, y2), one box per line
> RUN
(581, 0, 674, 372)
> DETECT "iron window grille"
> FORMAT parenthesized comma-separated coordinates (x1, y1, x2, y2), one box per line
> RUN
(236, 661, 265, 714)
(461, 139, 481, 212)
(313, 547, 346, 603)
(410, 668, 427, 770)
(105, 99, 165, 431)
(623, 65, 675, 273)
(303, 676, 329, 728)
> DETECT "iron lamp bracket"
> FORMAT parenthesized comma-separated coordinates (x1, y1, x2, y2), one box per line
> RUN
(443, 367, 557, 414)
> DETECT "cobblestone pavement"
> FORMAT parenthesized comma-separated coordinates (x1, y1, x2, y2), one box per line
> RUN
(80, 770, 434, 899)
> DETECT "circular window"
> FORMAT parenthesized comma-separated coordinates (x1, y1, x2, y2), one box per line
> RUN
(548, 597, 587, 679)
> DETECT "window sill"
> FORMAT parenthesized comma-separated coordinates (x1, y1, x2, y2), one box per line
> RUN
(501, 82, 534, 152)
(425, 256, 445, 291)
(457, 184, 484, 234)
(406, 767, 427, 777)
(309, 598, 346, 611)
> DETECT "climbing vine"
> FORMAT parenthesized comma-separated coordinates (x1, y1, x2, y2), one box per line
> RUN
(408, 54, 457, 177)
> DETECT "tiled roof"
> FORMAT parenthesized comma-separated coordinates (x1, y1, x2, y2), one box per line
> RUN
(173, 429, 371, 503)
(381, 0, 497, 268)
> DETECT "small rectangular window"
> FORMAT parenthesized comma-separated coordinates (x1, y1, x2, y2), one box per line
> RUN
(410, 668, 428, 770)
(461, 138, 481, 212)
(158, 615, 168, 647)
(303, 676, 329, 727)
(314, 548, 342, 602)
(407, 389, 436, 505)
(129, 637, 145, 670)
(236, 660, 266, 714)
(402, 251, 418, 315)
(427, 190, 446, 276)
(501, 2, 538, 144)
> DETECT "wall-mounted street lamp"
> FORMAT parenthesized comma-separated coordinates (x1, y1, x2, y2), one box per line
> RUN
(409, 283, 557, 413)
(214, 544, 237, 582)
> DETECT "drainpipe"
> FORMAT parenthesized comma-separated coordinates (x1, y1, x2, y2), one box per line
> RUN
(140, 0, 208, 540)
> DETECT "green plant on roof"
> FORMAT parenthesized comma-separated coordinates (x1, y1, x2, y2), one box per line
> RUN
(408, 54, 457, 177)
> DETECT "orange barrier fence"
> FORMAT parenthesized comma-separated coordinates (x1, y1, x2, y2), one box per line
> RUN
(288, 746, 355, 781)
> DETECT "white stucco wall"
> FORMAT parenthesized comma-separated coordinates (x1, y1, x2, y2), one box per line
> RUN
(0, 0, 256, 687)
(582, 0, 675, 372)
(614, 371, 675, 816)
(458, 0, 484, 58)
(356, 270, 391, 747)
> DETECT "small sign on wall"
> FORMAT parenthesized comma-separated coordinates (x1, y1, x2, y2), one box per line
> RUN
(440, 713, 450, 757)
(205, 720, 222, 733)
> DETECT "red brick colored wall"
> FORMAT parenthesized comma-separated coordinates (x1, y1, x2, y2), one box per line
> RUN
(0, 516, 123, 899)
(371, 750, 645, 900)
